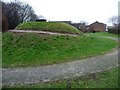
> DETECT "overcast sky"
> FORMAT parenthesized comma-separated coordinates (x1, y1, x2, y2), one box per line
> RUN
(3, 0, 120, 25)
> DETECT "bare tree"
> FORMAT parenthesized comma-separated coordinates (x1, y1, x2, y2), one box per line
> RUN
(2, 0, 38, 29)
(18, 2, 37, 22)
(108, 16, 120, 34)
(2, 2, 20, 29)
(80, 20, 88, 25)
(109, 16, 120, 26)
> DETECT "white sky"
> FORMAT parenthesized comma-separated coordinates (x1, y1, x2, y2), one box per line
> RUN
(3, 0, 120, 25)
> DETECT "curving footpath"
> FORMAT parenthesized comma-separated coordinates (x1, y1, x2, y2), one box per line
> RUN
(2, 31, 119, 86)
(9, 30, 79, 37)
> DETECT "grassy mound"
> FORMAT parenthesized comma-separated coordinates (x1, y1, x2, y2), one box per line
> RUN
(15, 22, 82, 35)
(2, 32, 117, 68)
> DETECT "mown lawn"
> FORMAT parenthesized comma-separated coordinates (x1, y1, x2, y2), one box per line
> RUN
(6, 67, 118, 88)
(2, 32, 117, 68)
(85, 32, 119, 38)
(15, 22, 83, 35)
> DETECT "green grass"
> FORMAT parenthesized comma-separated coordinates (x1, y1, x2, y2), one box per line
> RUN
(6, 67, 119, 88)
(2, 32, 117, 68)
(85, 32, 119, 38)
(15, 22, 83, 35)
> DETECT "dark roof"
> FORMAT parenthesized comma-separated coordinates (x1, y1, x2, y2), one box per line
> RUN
(51, 21, 72, 23)
(36, 19, 47, 22)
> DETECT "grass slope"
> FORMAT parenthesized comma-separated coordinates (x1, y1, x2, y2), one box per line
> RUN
(2, 32, 117, 68)
(5, 67, 119, 88)
(15, 22, 82, 35)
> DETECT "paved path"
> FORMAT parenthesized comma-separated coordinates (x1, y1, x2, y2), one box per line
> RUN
(9, 30, 79, 37)
(2, 32, 119, 86)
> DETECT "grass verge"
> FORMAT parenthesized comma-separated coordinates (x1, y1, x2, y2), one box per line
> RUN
(85, 32, 119, 38)
(2, 32, 117, 68)
(4, 67, 119, 88)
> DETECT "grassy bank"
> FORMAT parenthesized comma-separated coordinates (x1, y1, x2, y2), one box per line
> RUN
(2, 32, 117, 68)
(5, 67, 118, 88)
(15, 22, 82, 35)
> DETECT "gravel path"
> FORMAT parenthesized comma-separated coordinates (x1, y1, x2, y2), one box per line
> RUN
(9, 30, 79, 37)
(2, 31, 119, 86)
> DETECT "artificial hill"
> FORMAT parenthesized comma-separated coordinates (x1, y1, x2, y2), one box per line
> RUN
(15, 22, 83, 35)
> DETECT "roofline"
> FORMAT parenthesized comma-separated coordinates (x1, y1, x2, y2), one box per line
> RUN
(89, 21, 106, 26)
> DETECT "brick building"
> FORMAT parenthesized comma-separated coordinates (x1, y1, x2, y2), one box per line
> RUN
(68, 21, 107, 33)
(88, 21, 106, 32)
